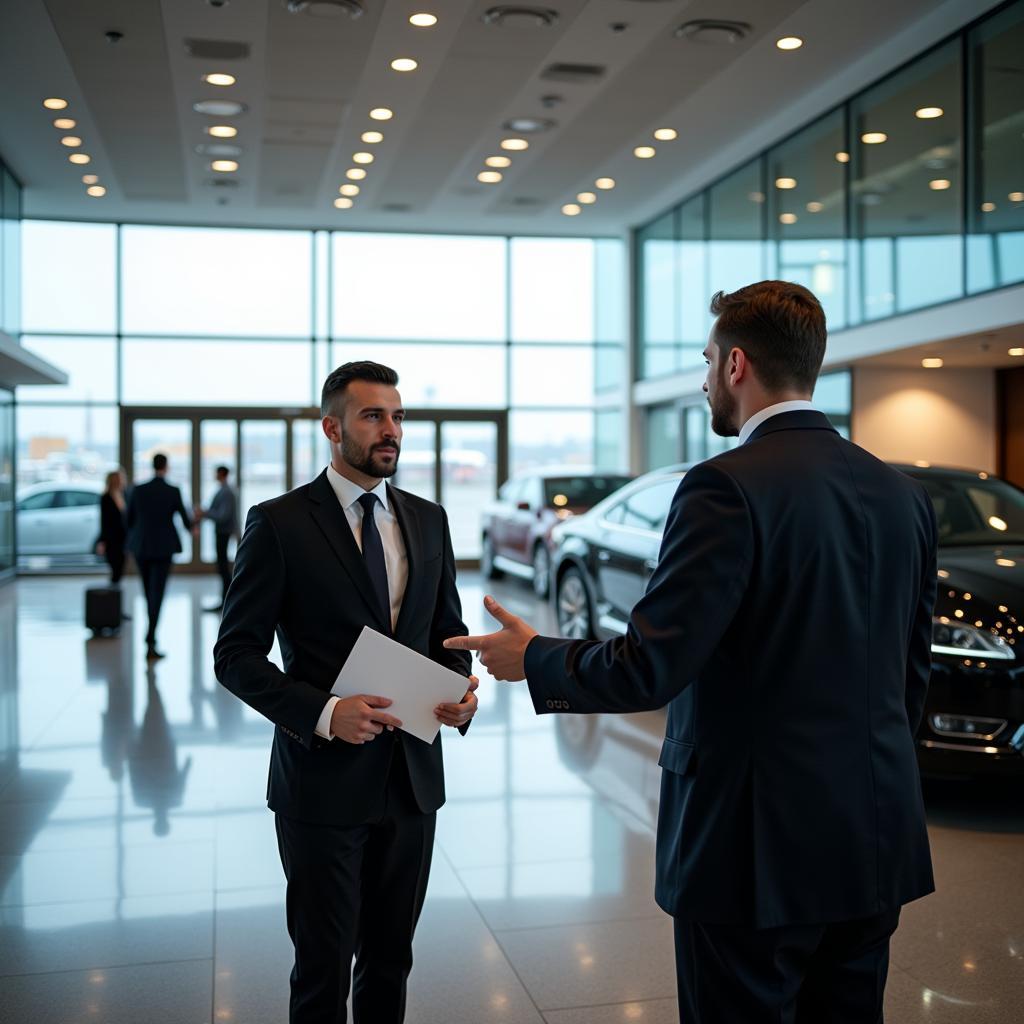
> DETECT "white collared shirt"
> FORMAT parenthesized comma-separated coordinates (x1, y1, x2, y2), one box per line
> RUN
(315, 464, 409, 740)
(738, 400, 817, 445)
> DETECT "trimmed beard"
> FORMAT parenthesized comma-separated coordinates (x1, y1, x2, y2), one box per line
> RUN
(709, 362, 739, 438)
(340, 433, 400, 479)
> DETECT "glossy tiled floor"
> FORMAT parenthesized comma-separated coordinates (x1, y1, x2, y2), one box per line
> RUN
(1, 574, 1022, 1023)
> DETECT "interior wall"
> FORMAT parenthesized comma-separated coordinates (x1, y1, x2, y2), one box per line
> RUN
(852, 367, 997, 472)
(998, 367, 1024, 489)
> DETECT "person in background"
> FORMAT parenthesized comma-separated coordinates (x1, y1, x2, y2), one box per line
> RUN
(197, 464, 239, 613)
(97, 467, 131, 619)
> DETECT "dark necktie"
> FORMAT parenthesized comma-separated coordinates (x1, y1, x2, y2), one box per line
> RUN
(357, 492, 391, 632)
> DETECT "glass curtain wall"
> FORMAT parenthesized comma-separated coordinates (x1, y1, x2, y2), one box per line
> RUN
(0, 157, 22, 578)
(635, 0, 1024, 381)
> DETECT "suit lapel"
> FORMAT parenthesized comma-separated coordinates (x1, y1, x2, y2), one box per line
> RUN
(307, 470, 391, 632)
(387, 485, 421, 642)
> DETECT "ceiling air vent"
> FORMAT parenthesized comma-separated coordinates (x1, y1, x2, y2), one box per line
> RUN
(540, 63, 605, 84)
(482, 6, 559, 28)
(284, 0, 364, 18)
(184, 38, 251, 60)
(674, 19, 751, 45)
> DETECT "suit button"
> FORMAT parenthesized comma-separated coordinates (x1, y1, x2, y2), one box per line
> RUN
(546, 699, 554, 709)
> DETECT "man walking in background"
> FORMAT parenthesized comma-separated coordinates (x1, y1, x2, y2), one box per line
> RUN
(127, 452, 192, 660)
(198, 464, 238, 613)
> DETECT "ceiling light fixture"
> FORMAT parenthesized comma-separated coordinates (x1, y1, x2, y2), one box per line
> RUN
(779, 213, 798, 224)
(339, 183, 360, 196)
(485, 155, 511, 168)
(211, 159, 239, 172)
(861, 132, 887, 144)
(334, 197, 354, 209)
(410, 13, 437, 27)
(915, 106, 943, 119)
(43, 97, 68, 110)
(193, 99, 246, 117)
(82, 174, 98, 185)
(53, 117, 76, 130)
(922, 357, 943, 368)
(981, 202, 996, 212)
(748, 191, 765, 203)
(595, 177, 615, 190)
(1009, 347, 1024, 357)
(361, 130, 383, 144)
(352, 152, 374, 164)
(203, 73, 236, 86)
(835, 151, 850, 163)
(653, 128, 678, 141)
(929, 179, 951, 191)
(390, 58, 418, 72)
(68, 153, 90, 165)
(501, 138, 529, 151)
(561, 203, 581, 216)
(86, 185, 106, 197)
(577, 192, 597, 204)
(346, 167, 367, 180)
(1010, 192, 1024, 202)
(776, 36, 803, 50)
(478, 170, 503, 183)
(370, 107, 393, 121)
(806, 201, 823, 213)
(775, 177, 797, 189)
(60, 136, 82, 148)
(206, 125, 238, 138)
(634, 146, 656, 159)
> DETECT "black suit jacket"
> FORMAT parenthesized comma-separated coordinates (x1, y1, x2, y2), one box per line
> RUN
(126, 478, 191, 559)
(526, 411, 937, 928)
(213, 470, 472, 826)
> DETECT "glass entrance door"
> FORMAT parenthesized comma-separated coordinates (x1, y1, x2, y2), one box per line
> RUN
(130, 418, 194, 563)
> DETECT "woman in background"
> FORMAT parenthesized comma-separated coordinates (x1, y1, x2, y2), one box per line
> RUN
(97, 468, 130, 612)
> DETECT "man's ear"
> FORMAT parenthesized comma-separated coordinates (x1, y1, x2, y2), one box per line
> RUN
(321, 415, 341, 443)
(727, 347, 747, 387)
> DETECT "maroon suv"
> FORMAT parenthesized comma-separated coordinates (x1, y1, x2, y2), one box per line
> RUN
(480, 469, 633, 598)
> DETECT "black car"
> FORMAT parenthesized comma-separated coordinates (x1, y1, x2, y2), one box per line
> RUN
(550, 463, 1024, 778)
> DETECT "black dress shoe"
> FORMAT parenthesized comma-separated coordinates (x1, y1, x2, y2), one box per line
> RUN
(203, 603, 224, 614)
(146, 645, 165, 660)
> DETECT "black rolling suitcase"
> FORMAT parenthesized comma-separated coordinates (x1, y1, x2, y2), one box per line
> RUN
(85, 586, 122, 636)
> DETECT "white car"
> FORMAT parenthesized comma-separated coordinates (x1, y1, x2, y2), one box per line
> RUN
(17, 481, 103, 556)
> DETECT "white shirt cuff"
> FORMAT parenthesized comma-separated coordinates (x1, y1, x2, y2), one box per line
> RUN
(315, 696, 340, 740)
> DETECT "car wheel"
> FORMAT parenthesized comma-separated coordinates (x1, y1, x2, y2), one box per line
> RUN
(557, 567, 592, 640)
(532, 544, 551, 599)
(481, 534, 503, 580)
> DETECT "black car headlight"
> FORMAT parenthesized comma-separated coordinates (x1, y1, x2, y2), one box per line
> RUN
(932, 619, 1015, 661)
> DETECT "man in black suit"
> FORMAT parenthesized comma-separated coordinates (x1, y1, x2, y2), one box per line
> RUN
(197, 464, 239, 613)
(214, 361, 478, 1024)
(446, 281, 937, 1022)
(127, 453, 192, 660)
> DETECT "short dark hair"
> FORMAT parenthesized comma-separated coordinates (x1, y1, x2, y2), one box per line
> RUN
(152, 453, 168, 472)
(709, 281, 826, 393)
(216, 465, 230, 477)
(321, 360, 399, 417)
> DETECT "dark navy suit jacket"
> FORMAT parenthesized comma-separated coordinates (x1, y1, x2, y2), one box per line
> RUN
(525, 411, 938, 927)
(126, 477, 192, 560)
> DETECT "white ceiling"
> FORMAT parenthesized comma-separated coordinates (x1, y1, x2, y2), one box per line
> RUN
(0, 0, 985, 236)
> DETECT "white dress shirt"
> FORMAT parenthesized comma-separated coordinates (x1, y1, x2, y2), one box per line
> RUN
(315, 465, 409, 740)
(738, 400, 817, 445)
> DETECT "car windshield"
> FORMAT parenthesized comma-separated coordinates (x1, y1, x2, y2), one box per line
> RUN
(544, 476, 631, 509)
(908, 472, 1024, 546)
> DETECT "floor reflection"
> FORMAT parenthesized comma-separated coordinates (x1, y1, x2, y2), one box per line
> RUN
(0, 574, 1022, 1022)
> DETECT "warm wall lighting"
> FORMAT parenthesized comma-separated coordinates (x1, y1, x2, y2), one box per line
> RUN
(390, 58, 418, 72)
(562, 203, 581, 216)
(409, 13, 437, 26)
(361, 131, 383, 144)
(775, 177, 797, 189)
(339, 184, 360, 196)
(346, 168, 367, 180)
(577, 192, 597, 204)
(634, 146, 656, 159)
(485, 155, 511, 168)
(211, 159, 238, 172)
(334, 197, 353, 209)
(86, 185, 106, 197)
(203, 73, 236, 86)
(68, 153, 90, 164)
(922, 357, 944, 368)
(53, 117, 76, 129)
(835, 151, 850, 163)
(370, 107, 394, 121)
(352, 152, 374, 164)
(929, 179, 951, 190)
(206, 125, 238, 138)
(501, 138, 529, 151)
(653, 128, 677, 141)
(861, 132, 888, 144)
(595, 177, 615, 190)
(776, 36, 803, 50)
(43, 97, 68, 110)
(477, 170, 502, 183)
(915, 106, 943, 119)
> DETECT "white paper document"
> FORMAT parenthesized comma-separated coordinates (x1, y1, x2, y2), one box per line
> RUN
(331, 626, 471, 744)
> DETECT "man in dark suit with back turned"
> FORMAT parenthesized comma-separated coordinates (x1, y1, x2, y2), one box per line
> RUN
(214, 361, 478, 1024)
(127, 452, 192, 660)
(446, 281, 937, 1023)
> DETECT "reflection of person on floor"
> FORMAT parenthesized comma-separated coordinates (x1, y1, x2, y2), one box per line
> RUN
(127, 452, 192, 660)
(101, 674, 135, 783)
(129, 667, 192, 836)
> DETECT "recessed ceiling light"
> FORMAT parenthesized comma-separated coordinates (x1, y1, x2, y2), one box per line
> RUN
(653, 128, 677, 141)
(634, 146, 656, 159)
(929, 179, 951, 191)
(595, 177, 615, 190)
(60, 136, 82, 148)
(43, 97, 68, 110)
(981, 202, 996, 212)
(346, 167, 367, 180)
(1010, 192, 1024, 202)
(361, 130, 383, 144)
(922, 357, 943, 368)
(806, 201, 823, 213)
(501, 138, 529, 151)
(81, 174, 98, 185)
(835, 151, 850, 163)
(485, 155, 511, 168)
(203, 73, 236, 86)
(370, 107, 394, 121)
(776, 36, 803, 50)
(193, 99, 246, 117)
(68, 153, 90, 165)
(53, 117, 76, 130)
(861, 132, 887, 144)
(339, 183, 360, 196)
(86, 185, 106, 197)
(391, 58, 418, 72)
(577, 192, 597, 204)
(410, 12, 437, 26)
(775, 176, 797, 189)
(211, 159, 239, 172)
(334, 197, 354, 209)
(503, 117, 555, 134)
(478, 170, 503, 183)
(748, 191, 765, 203)
(206, 125, 238, 138)
(1008, 347, 1024, 357)
(779, 213, 798, 224)
(561, 203, 581, 216)
(352, 152, 374, 164)
(915, 106, 943, 119)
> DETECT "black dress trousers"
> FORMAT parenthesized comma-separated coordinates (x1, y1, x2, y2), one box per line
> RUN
(275, 741, 436, 1024)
